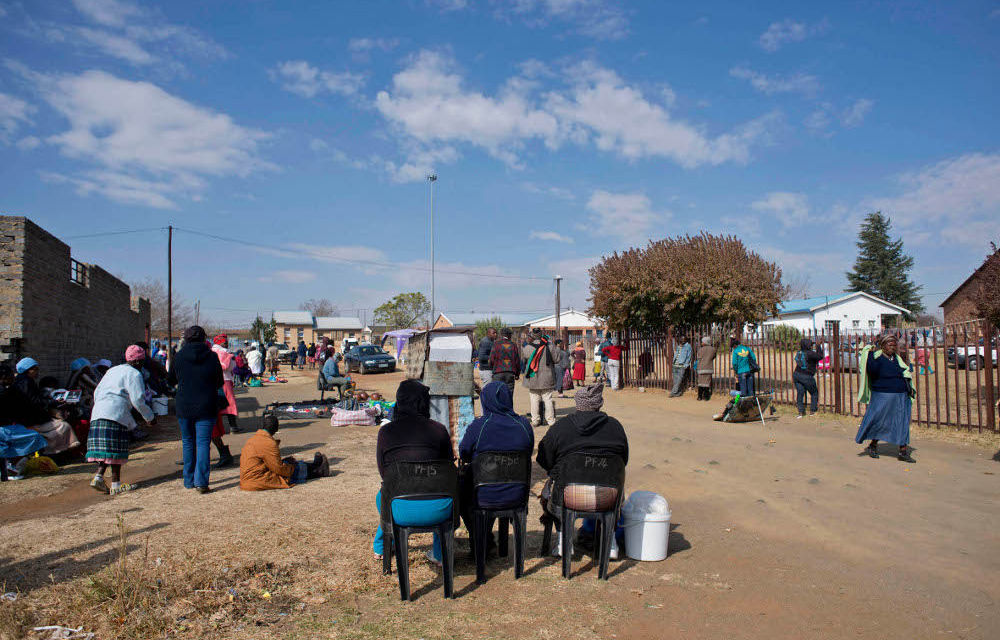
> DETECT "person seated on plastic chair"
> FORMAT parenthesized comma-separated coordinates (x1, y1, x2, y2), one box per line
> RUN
(536, 382, 628, 559)
(458, 380, 534, 555)
(374, 380, 455, 565)
(320, 349, 350, 398)
(239, 414, 330, 490)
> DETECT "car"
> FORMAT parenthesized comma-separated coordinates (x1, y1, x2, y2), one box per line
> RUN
(275, 343, 296, 363)
(947, 338, 998, 370)
(816, 343, 860, 372)
(345, 345, 397, 374)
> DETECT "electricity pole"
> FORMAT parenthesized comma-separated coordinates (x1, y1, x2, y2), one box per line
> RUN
(554, 275, 562, 340)
(167, 225, 173, 360)
(427, 174, 437, 329)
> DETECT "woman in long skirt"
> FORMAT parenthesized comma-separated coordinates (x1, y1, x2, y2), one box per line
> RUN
(571, 342, 587, 387)
(855, 333, 916, 463)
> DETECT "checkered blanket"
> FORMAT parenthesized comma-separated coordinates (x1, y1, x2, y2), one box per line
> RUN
(330, 407, 379, 427)
(85, 419, 131, 460)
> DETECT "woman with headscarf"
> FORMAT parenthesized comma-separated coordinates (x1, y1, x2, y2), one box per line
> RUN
(168, 326, 226, 493)
(696, 336, 717, 401)
(855, 333, 916, 463)
(458, 380, 534, 552)
(793, 338, 824, 418)
(373, 379, 455, 564)
(66, 358, 100, 413)
(601, 336, 626, 391)
(13, 357, 81, 455)
(212, 334, 242, 435)
(86, 345, 156, 495)
(571, 341, 587, 387)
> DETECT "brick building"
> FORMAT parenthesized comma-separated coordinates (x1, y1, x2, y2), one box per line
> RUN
(0, 216, 151, 378)
(272, 311, 364, 346)
(941, 249, 1000, 323)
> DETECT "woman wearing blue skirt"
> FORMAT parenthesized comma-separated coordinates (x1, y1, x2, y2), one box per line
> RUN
(855, 333, 916, 463)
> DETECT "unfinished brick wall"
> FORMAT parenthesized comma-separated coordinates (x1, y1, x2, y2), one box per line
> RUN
(0, 216, 150, 380)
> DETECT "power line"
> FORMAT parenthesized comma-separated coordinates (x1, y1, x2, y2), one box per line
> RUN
(172, 226, 553, 282)
(63, 227, 167, 240)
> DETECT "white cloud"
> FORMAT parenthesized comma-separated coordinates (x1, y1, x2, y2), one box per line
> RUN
(585, 190, 668, 242)
(751, 191, 811, 227)
(29, 69, 270, 208)
(530, 230, 574, 243)
(427, 0, 469, 11)
(284, 243, 389, 266)
(73, 26, 154, 64)
(759, 18, 827, 52)
(258, 270, 317, 284)
(0, 92, 33, 143)
(16, 136, 41, 150)
(504, 0, 628, 40)
(729, 66, 820, 96)
(71, 0, 141, 28)
(841, 98, 874, 127)
(348, 37, 401, 54)
(272, 60, 365, 98)
(523, 182, 575, 200)
(864, 152, 1000, 246)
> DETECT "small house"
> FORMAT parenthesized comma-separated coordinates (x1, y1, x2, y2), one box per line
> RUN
(763, 292, 909, 335)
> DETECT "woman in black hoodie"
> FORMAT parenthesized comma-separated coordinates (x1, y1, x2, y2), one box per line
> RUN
(168, 326, 225, 493)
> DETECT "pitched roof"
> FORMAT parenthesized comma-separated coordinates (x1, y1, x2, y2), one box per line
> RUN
(315, 316, 364, 330)
(524, 309, 603, 327)
(776, 291, 909, 316)
(437, 312, 539, 327)
(272, 310, 314, 325)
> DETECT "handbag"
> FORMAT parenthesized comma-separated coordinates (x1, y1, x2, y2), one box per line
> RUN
(216, 387, 230, 412)
(748, 353, 761, 374)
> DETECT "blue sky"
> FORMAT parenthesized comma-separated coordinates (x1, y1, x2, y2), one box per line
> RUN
(1, 0, 998, 327)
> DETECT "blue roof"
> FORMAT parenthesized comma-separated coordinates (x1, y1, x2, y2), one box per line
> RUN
(777, 294, 850, 315)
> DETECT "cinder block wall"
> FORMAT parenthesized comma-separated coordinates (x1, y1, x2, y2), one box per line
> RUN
(0, 216, 150, 380)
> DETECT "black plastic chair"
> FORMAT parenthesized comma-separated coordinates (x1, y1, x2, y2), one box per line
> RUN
(470, 450, 532, 584)
(540, 452, 626, 580)
(316, 370, 345, 401)
(380, 460, 459, 600)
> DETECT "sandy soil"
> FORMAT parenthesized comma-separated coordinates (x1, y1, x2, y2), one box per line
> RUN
(1, 368, 998, 640)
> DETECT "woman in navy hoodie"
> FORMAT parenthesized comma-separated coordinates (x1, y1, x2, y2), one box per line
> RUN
(459, 380, 534, 552)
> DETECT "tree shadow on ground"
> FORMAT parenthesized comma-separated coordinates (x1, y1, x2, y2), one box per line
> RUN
(0, 522, 170, 593)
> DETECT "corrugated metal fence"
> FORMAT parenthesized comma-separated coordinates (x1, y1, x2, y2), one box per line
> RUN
(622, 319, 999, 432)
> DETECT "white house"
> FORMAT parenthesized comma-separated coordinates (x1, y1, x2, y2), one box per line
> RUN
(525, 309, 605, 338)
(763, 292, 909, 334)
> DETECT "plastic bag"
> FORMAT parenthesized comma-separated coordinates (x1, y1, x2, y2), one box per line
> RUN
(622, 490, 669, 517)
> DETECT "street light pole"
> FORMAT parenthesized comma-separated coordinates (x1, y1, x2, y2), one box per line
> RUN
(427, 174, 437, 329)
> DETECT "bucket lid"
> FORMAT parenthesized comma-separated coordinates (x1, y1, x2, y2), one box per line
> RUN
(622, 490, 669, 517)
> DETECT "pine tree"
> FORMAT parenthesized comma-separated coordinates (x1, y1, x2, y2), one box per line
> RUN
(846, 212, 924, 317)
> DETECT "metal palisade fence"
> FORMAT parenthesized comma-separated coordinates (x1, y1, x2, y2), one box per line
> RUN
(621, 318, 999, 433)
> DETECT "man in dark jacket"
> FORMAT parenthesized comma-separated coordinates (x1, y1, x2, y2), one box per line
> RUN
(488, 327, 522, 397)
(536, 382, 628, 558)
(477, 328, 497, 386)
(374, 379, 455, 564)
(459, 380, 534, 551)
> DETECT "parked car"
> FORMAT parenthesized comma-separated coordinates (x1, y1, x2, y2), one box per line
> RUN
(344, 345, 396, 374)
(947, 338, 998, 370)
(276, 343, 296, 363)
(817, 343, 860, 372)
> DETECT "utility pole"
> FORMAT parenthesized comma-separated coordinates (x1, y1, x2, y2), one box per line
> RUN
(554, 275, 562, 340)
(194, 299, 200, 325)
(167, 225, 173, 360)
(427, 174, 437, 330)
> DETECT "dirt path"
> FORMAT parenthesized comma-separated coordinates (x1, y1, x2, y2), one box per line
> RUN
(1, 370, 998, 640)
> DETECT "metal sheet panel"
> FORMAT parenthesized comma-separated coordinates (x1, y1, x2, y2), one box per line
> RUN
(424, 361, 475, 396)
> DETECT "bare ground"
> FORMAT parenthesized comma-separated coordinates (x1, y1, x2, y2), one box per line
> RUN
(2, 369, 998, 640)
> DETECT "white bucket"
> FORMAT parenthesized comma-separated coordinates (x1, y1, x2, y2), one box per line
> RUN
(152, 396, 169, 416)
(622, 491, 671, 561)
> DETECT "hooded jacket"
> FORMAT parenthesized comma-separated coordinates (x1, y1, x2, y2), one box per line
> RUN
(168, 341, 224, 420)
(376, 379, 453, 477)
(459, 381, 534, 507)
(536, 410, 629, 481)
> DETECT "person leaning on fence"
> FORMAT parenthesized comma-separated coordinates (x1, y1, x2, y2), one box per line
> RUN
(670, 335, 693, 397)
(730, 337, 758, 397)
(696, 336, 716, 401)
(240, 414, 329, 490)
(86, 345, 156, 496)
(793, 339, 824, 418)
(373, 379, 455, 565)
(536, 382, 628, 559)
(855, 333, 916, 463)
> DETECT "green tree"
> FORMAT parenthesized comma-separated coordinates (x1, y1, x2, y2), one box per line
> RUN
(845, 212, 924, 317)
(374, 292, 431, 329)
(474, 316, 507, 342)
(250, 315, 277, 345)
(973, 243, 1000, 330)
(589, 233, 784, 332)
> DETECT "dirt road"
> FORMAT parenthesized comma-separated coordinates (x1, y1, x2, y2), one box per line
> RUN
(1, 369, 997, 639)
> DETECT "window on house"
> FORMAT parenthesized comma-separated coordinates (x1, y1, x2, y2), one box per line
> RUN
(284, 328, 290, 341)
(70, 259, 88, 286)
(868, 320, 876, 329)
(852, 320, 860, 329)
(297, 328, 304, 340)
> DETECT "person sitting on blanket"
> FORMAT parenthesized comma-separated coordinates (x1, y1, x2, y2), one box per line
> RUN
(239, 414, 330, 490)
(536, 382, 628, 559)
(12, 357, 81, 456)
(0, 363, 49, 479)
(373, 379, 455, 566)
(458, 380, 534, 555)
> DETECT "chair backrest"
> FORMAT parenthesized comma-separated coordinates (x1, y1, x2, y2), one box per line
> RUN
(381, 459, 459, 524)
(317, 369, 327, 390)
(471, 450, 532, 490)
(552, 452, 626, 511)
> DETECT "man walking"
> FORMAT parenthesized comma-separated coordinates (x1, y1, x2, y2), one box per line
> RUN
(489, 327, 522, 398)
(477, 327, 497, 386)
(669, 335, 692, 397)
(522, 329, 557, 427)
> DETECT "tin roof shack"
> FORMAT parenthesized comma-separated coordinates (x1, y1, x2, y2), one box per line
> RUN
(406, 327, 476, 456)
